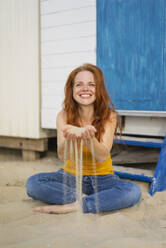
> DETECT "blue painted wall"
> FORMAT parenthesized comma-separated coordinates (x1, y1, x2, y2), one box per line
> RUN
(97, 0, 166, 111)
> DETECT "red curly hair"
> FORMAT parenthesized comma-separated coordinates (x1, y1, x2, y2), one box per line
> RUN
(63, 63, 118, 141)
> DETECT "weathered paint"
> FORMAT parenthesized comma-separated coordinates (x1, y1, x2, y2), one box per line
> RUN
(97, 0, 166, 111)
(114, 138, 163, 148)
(114, 135, 166, 195)
(114, 171, 153, 183)
(150, 136, 166, 195)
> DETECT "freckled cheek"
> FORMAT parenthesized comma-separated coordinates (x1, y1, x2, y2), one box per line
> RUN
(73, 90, 79, 101)
(93, 89, 96, 98)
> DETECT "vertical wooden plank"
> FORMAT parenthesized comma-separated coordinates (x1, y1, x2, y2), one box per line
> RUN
(150, 136, 166, 195)
(0, 0, 41, 138)
(22, 150, 40, 161)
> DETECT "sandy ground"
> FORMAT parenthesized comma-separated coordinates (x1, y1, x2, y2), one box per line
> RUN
(0, 148, 166, 248)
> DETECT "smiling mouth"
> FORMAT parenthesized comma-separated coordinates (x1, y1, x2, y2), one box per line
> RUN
(79, 94, 92, 98)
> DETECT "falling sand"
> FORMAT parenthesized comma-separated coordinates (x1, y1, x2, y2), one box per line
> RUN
(64, 135, 100, 213)
(64, 138, 86, 212)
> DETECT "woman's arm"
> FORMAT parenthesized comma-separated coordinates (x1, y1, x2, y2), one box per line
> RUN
(83, 111, 117, 163)
(56, 111, 70, 162)
(57, 111, 89, 161)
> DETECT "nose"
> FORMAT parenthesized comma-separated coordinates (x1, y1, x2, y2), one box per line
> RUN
(81, 84, 89, 90)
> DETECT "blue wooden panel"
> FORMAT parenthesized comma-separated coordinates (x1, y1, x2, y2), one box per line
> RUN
(114, 170, 153, 183)
(113, 136, 166, 195)
(150, 136, 166, 195)
(114, 138, 163, 148)
(164, 2, 166, 111)
(97, 0, 166, 111)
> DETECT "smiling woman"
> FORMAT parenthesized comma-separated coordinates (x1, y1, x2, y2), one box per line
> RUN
(63, 63, 116, 141)
(73, 70, 96, 106)
(26, 63, 141, 214)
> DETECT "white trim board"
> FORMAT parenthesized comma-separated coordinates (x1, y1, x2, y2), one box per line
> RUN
(121, 116, 166, 137)
(117, 110, 166, 117)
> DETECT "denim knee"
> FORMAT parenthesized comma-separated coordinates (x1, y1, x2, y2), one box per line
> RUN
(26, 174, 38, 198)
(128, 182, 142, 206)
(81, 181, 142, 214)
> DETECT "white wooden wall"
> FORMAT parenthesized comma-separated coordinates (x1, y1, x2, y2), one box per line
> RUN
(0, 0, 51, 139)
(40, 0, 96, 128)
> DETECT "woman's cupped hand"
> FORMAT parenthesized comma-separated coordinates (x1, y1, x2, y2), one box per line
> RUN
(62, 125, 96, 140)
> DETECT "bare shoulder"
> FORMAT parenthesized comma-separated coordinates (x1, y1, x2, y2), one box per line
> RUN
(109, 110, 118, 123)
(103, 110, 118, 135)
(57, 110, 66, 119)
(101, 110, 118, 149)
(56, 110, 67, 126)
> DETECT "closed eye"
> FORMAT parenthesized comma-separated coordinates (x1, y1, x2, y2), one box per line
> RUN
(89, 83, 95, 87)
(74, 82, 96, 88)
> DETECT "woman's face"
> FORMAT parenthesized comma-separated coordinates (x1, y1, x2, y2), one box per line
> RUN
(73, 70, 96, 106)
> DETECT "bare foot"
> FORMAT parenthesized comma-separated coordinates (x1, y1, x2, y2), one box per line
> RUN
(33, 202, 78, 214)
(82, 194, 87, 198)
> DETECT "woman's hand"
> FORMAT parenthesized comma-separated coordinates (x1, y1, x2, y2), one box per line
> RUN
(62, 125, 96, 140)
(81, 125, 96, 140)
(62, 125, 82, 140)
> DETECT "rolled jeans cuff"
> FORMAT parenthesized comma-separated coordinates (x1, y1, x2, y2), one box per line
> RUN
(82, 197, 95, 213)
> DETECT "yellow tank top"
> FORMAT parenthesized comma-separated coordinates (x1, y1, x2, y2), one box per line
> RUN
(62, 145, 114, 176)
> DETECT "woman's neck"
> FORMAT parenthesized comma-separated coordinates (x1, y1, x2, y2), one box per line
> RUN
(78, 105, 94, 126)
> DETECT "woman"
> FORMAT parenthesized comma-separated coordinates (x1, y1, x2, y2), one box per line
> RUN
(26, 63, 141, 214)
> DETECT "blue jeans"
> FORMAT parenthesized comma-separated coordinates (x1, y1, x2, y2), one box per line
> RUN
(26, 169, 141, 213)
